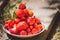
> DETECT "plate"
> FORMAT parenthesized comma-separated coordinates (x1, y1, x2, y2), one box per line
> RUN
(3, 25, 45, 38)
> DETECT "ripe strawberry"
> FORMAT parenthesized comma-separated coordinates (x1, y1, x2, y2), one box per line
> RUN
(9, 22, 14, 28)
(36, 24, 43, 32)
(35, 17, 40, 24)
(9, 28, 17, 34)
(16, 9, 25, 18)
(34, 23, 38, 28)
(24, 9, 29, 16)
(20, 17, 26, 21)
(5, 20, 12, 24)
(32, 28, 38, 34)
(20, 30, 27, 35)
(4, 24, 9, 29)
(17, 21, 28, 30)
(26, 28, 31, 32)
(5, 20, 14, 29)
(30, 26, 33, 30)
(14, 18, 20, 24)
(19, 4, 26, 9)
(9, 24, 18, 34)
(28, 10, 33, 17)
(11, 20, 15, 24)
(28, 32, 32, 35)
(27, 17, 35, 25)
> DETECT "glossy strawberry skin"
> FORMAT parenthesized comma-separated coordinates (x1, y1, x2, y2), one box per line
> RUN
(26, 28, 31, 32)
(16, 21, 28, 30)
(14, 18, 20, 24)
(4, 24, 10, 29)
(4, 20, 14, 29)
(34, 23, 38, 28)
(27, 17, 35, 25)
(9, 24, 18, 34)
(20, 30, 27, 35)
(20, 17, 26, 21)
(28, 10, 33, 17)
(16, 9, 25, 18)
(9, 28, 17, 34)
(24, 9, 29, 17)
(36, 24, 43, 32)
(30, 26, 33, 30)
(5, 20, 12, 24)
(32, 28, 38, 34)
(28, 32, 32, 35)
(35, 18, 40, 24)
(19, 4, 26, 9)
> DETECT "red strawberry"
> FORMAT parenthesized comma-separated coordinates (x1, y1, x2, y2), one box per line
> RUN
(4, 24, 9, 29)
(5, 20, 14, 29)
(9, 22, 14, 28)
(9, 28, 17, 34)
(19, 4, 26, 9)
(35, 17, 40, 24)
(20, 17, 26, 21)
(17, 21, 28, 30)
(9, 24, 18, 34)
(30, 26, 33, 30)
(11, 20, 15, 25)
(16, 9, 25, 18)
(20, 30, 27, 35)
(27, 17, 35, 25)
(34, 23, 38, 28)
(28, 10, 33, 17)
(26, 28, 31, 32)
(32, 28, 38, 34)
(14, 18, 20, 24)
(5, 20, 12, 24)
(24, 9, 29, 16)
(36, 24, 43, 32)
(28, 32, 32, 35)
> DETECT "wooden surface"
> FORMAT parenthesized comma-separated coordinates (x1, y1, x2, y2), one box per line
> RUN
(46, 11, 60, 40)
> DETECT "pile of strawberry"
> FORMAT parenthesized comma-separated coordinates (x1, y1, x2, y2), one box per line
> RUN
(4, 4, 43, 35)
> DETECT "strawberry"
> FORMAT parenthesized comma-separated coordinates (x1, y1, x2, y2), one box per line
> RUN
(26, 28, 31, 32)
(28, 10, 33, 17)
(9, 22, 14, 28)
(9, 24, 18, 34)
(4, 24, 9, 29)
(19, 4, 26, 9)
(32, 28, 38, 34)
(35, 17, 40, 24)
(14, 18, 20, 24)
(27, 17, 35, 25)
(34, 23, 38, 28)
(5, 20, 12, 24)
(30, 26, 33, 30)
(24, 9, 29, 17)
(16, 9, 25, 18)
(28, 32, 32, 35)
(20, 17, 26, 21)
(9, 28, 17, 34)
(5, 20, 14, 29)
(16, 21, 28, 30)
(20, 30, 27, 35)
(36, 24, 43, 32)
